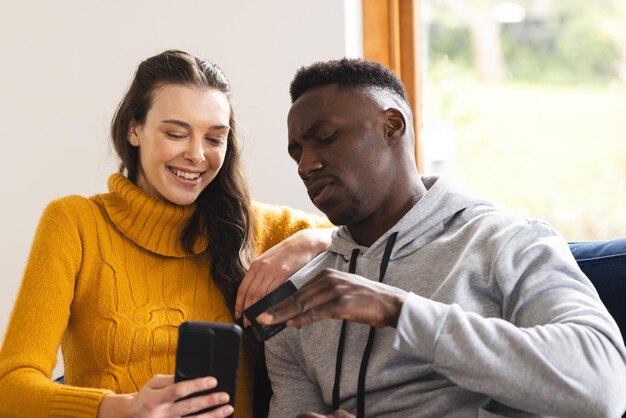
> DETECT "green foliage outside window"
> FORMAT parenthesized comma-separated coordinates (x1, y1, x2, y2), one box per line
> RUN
(422, 0, 626, 240)
(428, 0, 622, 85)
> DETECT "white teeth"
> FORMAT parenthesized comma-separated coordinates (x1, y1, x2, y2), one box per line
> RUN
(172, 169, 200, 179)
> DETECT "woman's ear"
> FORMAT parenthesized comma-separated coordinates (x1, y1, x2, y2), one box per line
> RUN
(128, 119, 140, 147)
(384, 108, 406, 143)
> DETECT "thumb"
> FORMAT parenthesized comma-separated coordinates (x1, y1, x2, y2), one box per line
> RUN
(145, 374, 175, 389)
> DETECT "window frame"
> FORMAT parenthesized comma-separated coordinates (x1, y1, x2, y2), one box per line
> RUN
(362, 0, 423, 171)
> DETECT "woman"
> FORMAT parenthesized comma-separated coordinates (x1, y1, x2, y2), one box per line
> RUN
(0, 50, 331, 417)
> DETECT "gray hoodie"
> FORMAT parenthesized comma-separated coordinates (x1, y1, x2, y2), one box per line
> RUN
(265, 175, 626, 418)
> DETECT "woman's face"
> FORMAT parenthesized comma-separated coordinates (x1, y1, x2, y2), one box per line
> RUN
(128, 84, 230, 206)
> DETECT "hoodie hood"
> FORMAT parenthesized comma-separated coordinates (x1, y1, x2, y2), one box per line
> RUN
(328, 175, 493, 262)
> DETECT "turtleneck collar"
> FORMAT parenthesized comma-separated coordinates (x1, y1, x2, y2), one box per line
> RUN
(99, 173, 208, 257)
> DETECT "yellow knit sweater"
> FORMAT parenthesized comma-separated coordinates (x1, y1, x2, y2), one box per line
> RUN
(0, 174, 328, 418)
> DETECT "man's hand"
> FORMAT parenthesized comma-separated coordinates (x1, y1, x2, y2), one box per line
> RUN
(297, 409, 355, 418)
(256, 268, 407, 329)
(234, 228, 333, 323)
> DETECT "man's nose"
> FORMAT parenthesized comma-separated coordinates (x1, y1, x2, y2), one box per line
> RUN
(298, 149, 323, 180)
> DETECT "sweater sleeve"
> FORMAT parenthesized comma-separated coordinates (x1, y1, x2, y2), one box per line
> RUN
(252, 202, 332, 255)
(393, 222, 626, 418)
(0, 198, 111, 417)
(265, 330, 329, 417)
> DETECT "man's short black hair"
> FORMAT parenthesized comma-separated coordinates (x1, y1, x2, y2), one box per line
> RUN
(289, 58, 409, 105)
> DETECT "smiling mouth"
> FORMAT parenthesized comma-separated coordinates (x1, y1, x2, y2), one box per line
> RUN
(170, 168, 202, 180)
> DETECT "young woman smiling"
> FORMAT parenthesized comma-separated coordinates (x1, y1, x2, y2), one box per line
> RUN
(0, 50, 332, 418)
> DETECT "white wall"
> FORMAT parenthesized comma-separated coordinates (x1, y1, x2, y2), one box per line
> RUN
(0, 0, 362, 357)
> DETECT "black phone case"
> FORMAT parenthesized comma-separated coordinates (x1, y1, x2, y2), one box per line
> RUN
(174, 321, 242, 416)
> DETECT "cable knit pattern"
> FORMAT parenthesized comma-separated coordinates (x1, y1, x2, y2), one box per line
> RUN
(0, 173, 329, 418)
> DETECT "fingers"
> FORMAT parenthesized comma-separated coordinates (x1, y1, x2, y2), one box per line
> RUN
(168, 377, 233, 417)
(236, 228, 332, 320)
(243, 272, 274, 317)
(259, 289, 339, 327)
(257, 270, 345, 327)
(297, 413, 326, 418)
(236, 258, 293, 323)
(235, 258, 286, 320)
(243, 275, 286, 327)
(256, 269, 408, 329)
(171, 391, 232, 417)
(165, 377, 217, 403)
(197, 404, 235, 418)
(135, 375, 233, 417)
(235, 266, 257, 319)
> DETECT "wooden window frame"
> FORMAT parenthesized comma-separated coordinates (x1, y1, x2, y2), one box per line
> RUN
(362, 0, 422, 171)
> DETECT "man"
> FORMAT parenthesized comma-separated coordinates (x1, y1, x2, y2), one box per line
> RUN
(256, 58, 626, 417)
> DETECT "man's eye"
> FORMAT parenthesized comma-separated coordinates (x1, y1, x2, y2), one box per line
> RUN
(319, 132, 337, 143)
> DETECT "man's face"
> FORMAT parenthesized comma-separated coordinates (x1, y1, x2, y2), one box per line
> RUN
(287, 84, 390, 226)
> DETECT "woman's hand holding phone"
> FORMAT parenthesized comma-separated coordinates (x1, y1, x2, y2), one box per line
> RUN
(97, 374, 233, 418)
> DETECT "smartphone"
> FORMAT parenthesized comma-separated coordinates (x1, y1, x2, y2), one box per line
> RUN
(174, 320, 242, 416)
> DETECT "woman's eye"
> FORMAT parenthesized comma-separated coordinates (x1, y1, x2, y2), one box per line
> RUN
(206, 137, 226, 145)
(166, 132, 186, 140)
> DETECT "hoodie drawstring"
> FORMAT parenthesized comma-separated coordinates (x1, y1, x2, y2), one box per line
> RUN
(331, 231, 399, 417)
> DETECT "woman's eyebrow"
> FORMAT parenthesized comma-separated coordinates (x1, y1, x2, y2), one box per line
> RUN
(161, 119, 229, 131)
(161, 119, 192, 129)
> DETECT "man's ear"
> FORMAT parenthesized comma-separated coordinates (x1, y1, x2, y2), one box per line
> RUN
(384, 108, 406, 144)
(128, 119, 140, 147)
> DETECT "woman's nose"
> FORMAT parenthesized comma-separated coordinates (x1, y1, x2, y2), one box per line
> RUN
(183, 137, 206, 164)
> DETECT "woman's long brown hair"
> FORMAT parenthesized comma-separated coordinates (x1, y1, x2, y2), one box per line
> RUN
(110, 49, 253, 310)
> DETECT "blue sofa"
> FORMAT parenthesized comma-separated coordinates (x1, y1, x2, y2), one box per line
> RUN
(569, 238, 626, 339)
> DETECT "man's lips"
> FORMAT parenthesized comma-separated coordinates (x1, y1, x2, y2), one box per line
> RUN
(306, 177, 334, 203)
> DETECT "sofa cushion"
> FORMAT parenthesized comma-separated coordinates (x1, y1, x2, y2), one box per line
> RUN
(569, 238, 626, 340)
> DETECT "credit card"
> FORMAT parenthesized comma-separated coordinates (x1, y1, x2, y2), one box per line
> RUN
(243, 280, 297, 341)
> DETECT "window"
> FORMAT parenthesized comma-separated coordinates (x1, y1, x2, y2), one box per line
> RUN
(420, 0, 626, 240)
